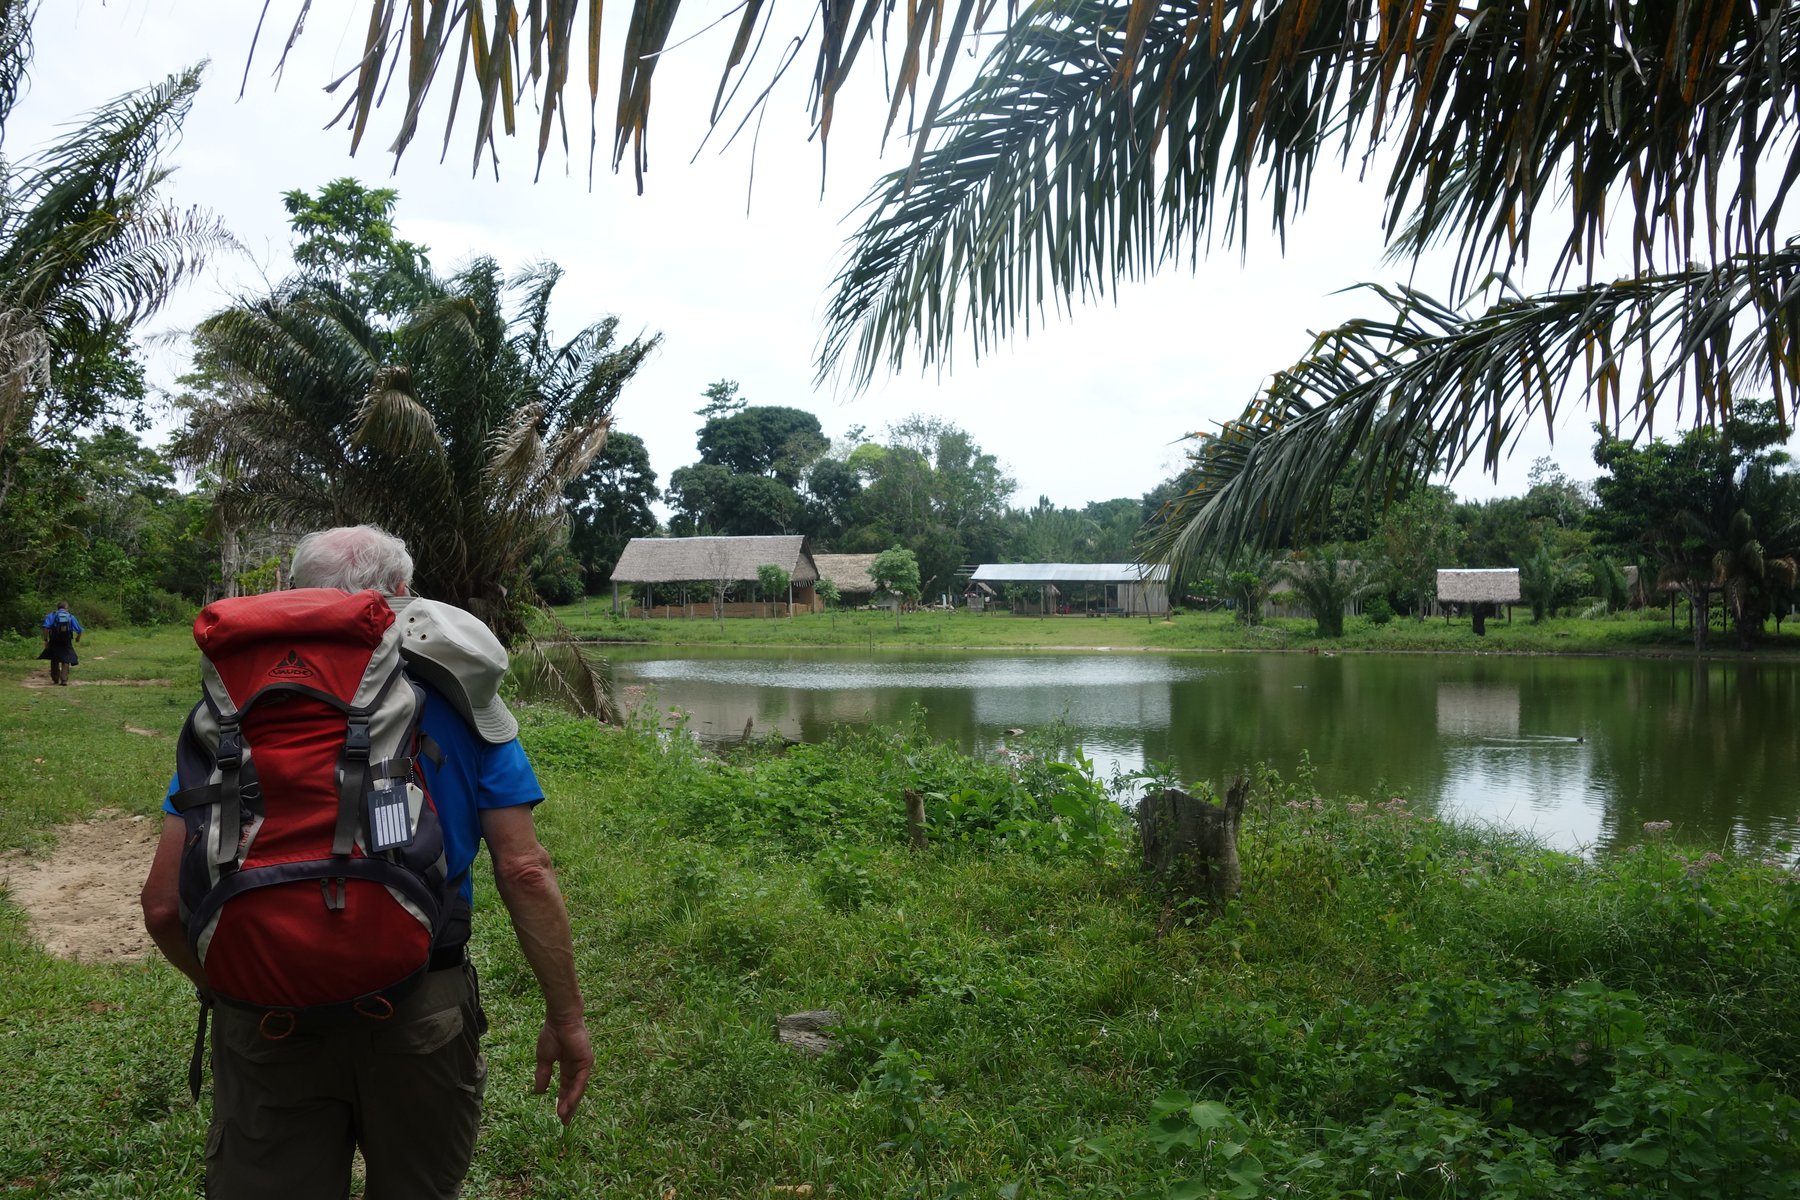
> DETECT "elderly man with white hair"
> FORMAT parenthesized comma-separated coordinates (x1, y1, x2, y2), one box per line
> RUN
(140, 524, 591, 1199)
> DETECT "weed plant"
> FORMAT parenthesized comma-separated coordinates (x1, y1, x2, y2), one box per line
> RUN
(0, 631, 1795, 1197)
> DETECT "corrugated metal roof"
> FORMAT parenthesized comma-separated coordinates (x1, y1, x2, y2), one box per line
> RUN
(969, 563, 1169, 584)
(611, 536, 819, 585)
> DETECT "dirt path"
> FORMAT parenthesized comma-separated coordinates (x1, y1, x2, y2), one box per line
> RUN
(0, 809, 159, 962)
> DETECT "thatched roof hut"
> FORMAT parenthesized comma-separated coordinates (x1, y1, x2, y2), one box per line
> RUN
(1436, 568, 1522, 604)
(612, 536, 819, 585)
(813, 552, 880, 596)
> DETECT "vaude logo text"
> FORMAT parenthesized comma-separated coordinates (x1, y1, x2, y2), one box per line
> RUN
(269, 650, 315, 679)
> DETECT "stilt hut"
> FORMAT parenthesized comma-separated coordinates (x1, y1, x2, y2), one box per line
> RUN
(1435, 568, 1521, 635)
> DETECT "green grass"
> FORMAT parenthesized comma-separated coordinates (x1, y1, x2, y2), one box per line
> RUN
(550, 603, 1800, 658)
(2, 633, 1796, 1197)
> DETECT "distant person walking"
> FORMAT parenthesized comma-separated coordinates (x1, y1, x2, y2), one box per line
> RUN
(38, 601, 82, 685)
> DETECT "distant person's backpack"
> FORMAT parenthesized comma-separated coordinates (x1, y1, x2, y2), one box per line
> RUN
(170, 589, 457, 1034)
(49, 609, 73, 634)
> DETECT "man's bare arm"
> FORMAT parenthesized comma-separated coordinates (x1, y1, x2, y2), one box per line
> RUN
(140, 815, 206, 988)
(481, 804, 592, 1124)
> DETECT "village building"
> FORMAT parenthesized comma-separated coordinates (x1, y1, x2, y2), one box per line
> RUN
(1435, 567, 1521, 635)
(811, 553, 881, 607)
(610, 535, 820, 617)
(967, 563, 1170, 616)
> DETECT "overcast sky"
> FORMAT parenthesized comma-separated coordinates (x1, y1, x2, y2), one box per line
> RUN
(17, 1, 1627, 512)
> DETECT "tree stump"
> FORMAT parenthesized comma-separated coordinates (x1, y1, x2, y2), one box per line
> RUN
(903, 789, 928, 850)
(1137, 776, 1247, 907)
(775, 1009, 841, 1057)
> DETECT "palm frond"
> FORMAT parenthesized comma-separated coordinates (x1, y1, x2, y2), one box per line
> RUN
(819, 1, 1800, 386)
(0, 0, 34, 134)
(509, 617, 614, 722)
(2, 66, 206, 269)
(1142, 245, 1800, 581)
(354, 366, 452, 466)
(254, 1, 1019, 183)
(21, 201, 236, 337)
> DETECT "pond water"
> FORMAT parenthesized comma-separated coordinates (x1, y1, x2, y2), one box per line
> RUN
(600, 646, 1800, 855)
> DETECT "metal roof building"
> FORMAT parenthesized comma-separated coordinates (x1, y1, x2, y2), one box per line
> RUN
(969, 563, 1169, 584)
(968, 563, 1169, 615)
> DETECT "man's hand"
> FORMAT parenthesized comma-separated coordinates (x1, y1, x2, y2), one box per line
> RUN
(534, 1015, 594, 1124)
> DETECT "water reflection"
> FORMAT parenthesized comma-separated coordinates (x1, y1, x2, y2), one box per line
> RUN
(603, 646, 1800, 854)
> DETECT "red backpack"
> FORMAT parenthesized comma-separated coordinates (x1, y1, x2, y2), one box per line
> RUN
(170, 589, 455, 1029)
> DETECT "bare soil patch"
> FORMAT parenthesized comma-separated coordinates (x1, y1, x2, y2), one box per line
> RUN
(0, 809, 158, 962)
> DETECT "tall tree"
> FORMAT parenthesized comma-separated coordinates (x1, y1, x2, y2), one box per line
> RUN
(183, 244, 659, 641)
(0, 64, 227, 461)
(566, 430, 658, 589)
(1374, 488, 1462, 619)
(851, 416, 1014, 595)
(696, 404, 828, 488)
(666, 462, 801, 536)
(1591, 401, 1799, 648)
(282, 179, 432, 322)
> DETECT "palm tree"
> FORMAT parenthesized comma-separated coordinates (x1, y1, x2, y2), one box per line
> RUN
(263, 4, 1799, 588)
(1518, 543, 1563, 624)
(180, 258, 659, 657)
(0, 63, 228, 465)
(1714, 510, 1800, 650)
(1287, 549, 1368, 638)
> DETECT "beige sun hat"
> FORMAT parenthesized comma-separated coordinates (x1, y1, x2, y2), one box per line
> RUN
(386, 594, 519, 745)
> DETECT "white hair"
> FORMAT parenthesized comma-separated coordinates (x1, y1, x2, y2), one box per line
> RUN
(290, 525, 414, 594)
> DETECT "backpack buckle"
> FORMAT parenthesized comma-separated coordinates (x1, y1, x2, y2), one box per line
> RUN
(216, 727, 243, 769)
(344, 718, 371, 760)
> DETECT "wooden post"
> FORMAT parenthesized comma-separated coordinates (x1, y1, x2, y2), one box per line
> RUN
(903, 789, 927, 850)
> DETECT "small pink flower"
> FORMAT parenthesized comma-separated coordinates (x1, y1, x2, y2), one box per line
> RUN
(1642, 820, 1673, 837)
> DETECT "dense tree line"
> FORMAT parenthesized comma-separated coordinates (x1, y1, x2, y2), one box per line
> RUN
(1180, 405, 1799, 648)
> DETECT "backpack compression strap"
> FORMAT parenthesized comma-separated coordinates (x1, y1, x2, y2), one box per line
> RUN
(211, 719, 244, 868)
(334, 715, 372, 859)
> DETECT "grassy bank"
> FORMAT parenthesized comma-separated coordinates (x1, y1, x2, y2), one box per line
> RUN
(552, 602, 1800, 657)
(2, 632, 1797, 1197)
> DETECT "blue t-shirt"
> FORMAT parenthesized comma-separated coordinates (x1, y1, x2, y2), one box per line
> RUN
(42, 610, 82, 634)
(164, 684, 541, 904)
(416, 687, 542, 902)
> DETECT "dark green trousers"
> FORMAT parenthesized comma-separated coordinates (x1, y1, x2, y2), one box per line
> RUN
(205, 961, 487, 1199)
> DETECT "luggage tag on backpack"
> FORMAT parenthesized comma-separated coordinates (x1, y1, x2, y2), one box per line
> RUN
(365, 780, 415, 852)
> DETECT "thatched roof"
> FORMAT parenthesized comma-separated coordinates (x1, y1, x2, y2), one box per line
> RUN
(611, 536, 819, 585)
(1436, 568, 1522, 603)
(814, 553, 879, 594)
